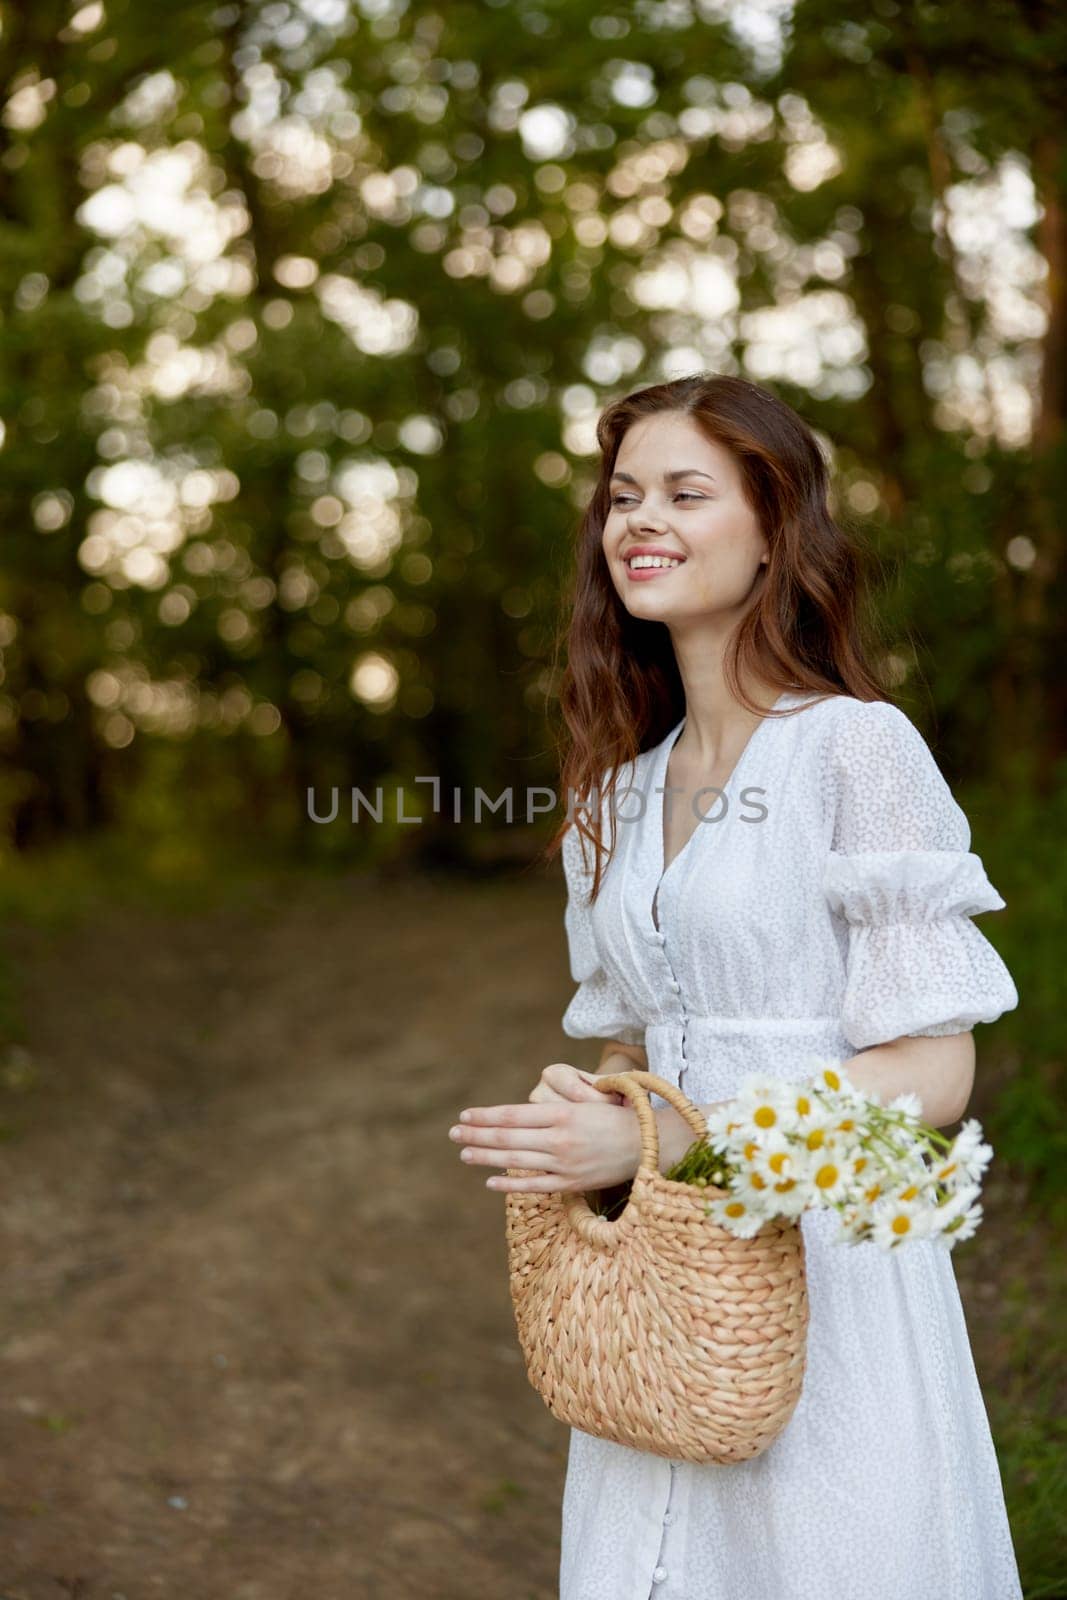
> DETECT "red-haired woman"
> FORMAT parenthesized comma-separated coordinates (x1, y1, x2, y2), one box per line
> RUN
(448, 374, 1021, 1600)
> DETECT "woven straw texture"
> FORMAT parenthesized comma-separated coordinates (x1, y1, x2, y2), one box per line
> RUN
(504, 1071, 809, 1465)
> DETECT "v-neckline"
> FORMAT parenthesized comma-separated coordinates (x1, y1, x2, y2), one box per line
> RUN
(650, 690, 792, 931)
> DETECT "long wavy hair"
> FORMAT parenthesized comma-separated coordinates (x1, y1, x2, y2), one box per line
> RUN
(544, 372, 892, 898)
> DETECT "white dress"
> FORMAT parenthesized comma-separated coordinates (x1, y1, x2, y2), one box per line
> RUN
(558, 689, 1022, 1600)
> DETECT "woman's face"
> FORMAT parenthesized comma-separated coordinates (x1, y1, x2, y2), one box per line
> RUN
(602, 411, 769, 627)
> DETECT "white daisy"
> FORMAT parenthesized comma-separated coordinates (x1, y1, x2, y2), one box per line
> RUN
(732, 1077, 793, 1134)
(786, 1079, 816, 1115)
(742, 1134, 811, 1220)
(936, 1199, 983, 1248)
(705, 1194, 767, 1239)
(887, 1091, 924, 1124)
(766, 1172, 811, 1219)
(842, 1148, 877, 1196)
(702, 1101, 744, 1151)
(747, 1129, 795, 1182)
(811, 1061, 850, 1096)
(812, 1154, 853, 1206)
(725, 1160, 778, 1212)
(946, 1119, 994, 1183)
(870, 1192, 937, 1250)
(793, 1102, 840, 1153)
(929, 1182, 982, 1237)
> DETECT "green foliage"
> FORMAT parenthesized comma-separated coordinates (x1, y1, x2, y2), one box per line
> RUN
(983, 1259, 1067, 1598)
(0, 0, 1061, 862)
(960, 767, 1067, 1210)
(998, 1407, 1066, 1598)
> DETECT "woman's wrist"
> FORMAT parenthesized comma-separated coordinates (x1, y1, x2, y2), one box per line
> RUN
(653, 1098, 733, 1176)
(653, 1104, 702, 1175)
(595, 1055, 722, 1177)
(597, 1049, 644, 1078)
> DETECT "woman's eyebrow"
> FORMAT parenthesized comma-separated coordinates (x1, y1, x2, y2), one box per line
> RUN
(609, 468, 716, 484)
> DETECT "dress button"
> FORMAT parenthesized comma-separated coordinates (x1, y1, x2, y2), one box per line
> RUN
(652, 1567, 668, 1584)
(662, 1511, 674, 1525)
(668, 980, 680, 993)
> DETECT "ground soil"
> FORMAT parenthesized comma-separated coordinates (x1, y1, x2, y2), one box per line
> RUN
(0, 868, 1048, 1599)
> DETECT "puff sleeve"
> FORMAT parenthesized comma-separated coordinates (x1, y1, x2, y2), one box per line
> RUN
(560, 821, 646, 1047)
(821, 701, 1018, 1051)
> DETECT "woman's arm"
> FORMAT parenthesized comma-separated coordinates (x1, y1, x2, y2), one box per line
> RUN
(609, 1032, 976, 1178)
(832, 1031, 975, 1128)
(660, 1034, 975, 1176)
(455, 1028, 976, 1191)
(597, 1039, 649, 1073)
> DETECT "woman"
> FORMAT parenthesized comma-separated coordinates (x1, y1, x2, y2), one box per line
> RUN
(447, 374, 1022, 1599)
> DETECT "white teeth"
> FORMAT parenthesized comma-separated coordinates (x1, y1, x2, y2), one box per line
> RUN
(628, 555, 683, 569)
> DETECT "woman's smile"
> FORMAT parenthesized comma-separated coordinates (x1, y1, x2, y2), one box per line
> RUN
(622, 545, 688, 581)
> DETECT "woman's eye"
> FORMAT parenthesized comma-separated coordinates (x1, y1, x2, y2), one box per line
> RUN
(609, 492, 704, 507)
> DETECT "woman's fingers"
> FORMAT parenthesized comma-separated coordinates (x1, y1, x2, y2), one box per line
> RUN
(451, 1103, 561, 1166)
(529, 1084, 569, 1102)
(458, 1145, 560, 1172)
(541, 1063, 593, 1100)
(486, 1172, 586, 1193)
(541, 1063, 626, 1105)
(457, 1118, 559, 1155)
(460, 1102, 562, 1126)
(450, 1087, 630, 1192)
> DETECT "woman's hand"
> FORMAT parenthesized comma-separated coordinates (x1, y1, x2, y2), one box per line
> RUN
(528, 1061, 627, 1107)
(448, 1065, 641, 1193)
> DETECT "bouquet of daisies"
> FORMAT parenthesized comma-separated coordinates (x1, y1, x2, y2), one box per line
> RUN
(664, 1061, 991, 1251)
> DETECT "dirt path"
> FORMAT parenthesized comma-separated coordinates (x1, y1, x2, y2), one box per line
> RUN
(0, 868, 1050, 1598)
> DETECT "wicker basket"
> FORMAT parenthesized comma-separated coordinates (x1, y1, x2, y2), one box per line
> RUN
(503, 1070, 809, 1465)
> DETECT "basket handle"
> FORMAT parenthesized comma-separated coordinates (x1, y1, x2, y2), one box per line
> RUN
(592, 1069, 709, 1175)
(560, 1071, 711, 1243)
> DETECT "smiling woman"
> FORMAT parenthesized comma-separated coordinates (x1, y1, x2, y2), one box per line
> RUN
(552, 375, 881, 904)
(449, 372, 1023, 1600)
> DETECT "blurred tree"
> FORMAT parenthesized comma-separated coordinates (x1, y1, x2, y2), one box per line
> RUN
(0, 0, 1062, 863)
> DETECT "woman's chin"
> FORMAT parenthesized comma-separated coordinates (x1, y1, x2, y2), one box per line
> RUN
(621, 594, 703, 627)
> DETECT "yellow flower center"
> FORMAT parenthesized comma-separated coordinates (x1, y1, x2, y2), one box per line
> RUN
(725, 1201, 746, 1218)
(865, 1183, 882, 1202)
(768, 1152, 788, 1174)
(814, 1164, 839, 1189)
(744, 1141, 758, 1161)
(806, 1129, 825, 1150)
(853, 1157, 867, 1174)
(891, 1215, 911, 1235)
(823, 1068, 841, 1090)
(795, 1095, 811, 1116)
(938, 1162, 957, 1180)
(754, 1106, 776, 1128)
(774, 1179, 796, 1193)
(900, 1185, 919, 1201)
(837, 1118, 855, 1132)
(750, 1173, 766, 1190)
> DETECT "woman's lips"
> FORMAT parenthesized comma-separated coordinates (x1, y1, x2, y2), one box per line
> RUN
(624, 558, 686, 582)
